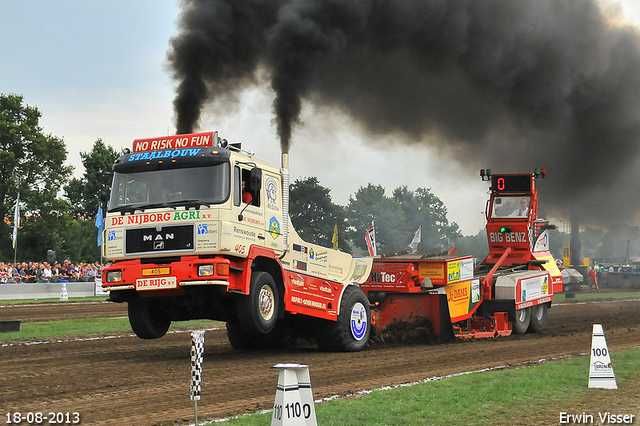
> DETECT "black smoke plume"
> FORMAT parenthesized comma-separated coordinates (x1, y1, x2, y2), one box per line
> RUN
(168, 0, 640, 227)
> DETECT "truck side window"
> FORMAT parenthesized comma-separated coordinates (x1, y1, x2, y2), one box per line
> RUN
(233, 166, 241, 207)
(241, 169, 259, 206)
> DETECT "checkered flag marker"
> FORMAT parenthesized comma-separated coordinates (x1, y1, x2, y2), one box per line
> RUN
(190, 330, 205, 401)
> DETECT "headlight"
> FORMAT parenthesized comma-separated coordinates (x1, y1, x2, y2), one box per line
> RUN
(106, 270, 122, 283)
(198, 265, 214, 277)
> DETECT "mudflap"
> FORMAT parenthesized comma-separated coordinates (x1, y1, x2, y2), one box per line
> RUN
(371, 293, 455, 343)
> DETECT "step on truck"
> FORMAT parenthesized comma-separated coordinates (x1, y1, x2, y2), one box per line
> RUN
(101, 131, 373, 351)
(360, 169, 563, 340)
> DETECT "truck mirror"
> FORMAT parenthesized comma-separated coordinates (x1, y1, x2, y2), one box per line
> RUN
(249, 168, 262, 192)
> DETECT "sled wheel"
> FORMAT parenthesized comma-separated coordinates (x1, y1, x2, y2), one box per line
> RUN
(238, 271, 279, 334)
(528, 303, 548, 333)
(513, 307, 531, 334)
(316, 285, 371, 352)
(128, 299, 171, 339)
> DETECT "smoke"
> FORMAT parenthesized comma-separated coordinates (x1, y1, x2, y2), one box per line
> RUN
(168, 0, 640, 227)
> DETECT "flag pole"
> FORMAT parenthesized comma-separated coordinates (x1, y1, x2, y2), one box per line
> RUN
(12, 193, 19, 265)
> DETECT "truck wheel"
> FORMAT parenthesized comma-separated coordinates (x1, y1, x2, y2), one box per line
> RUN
(227, 318, 290, 350)
(128, 299, 170, 339)
(238, 271, 279, 334)
(528, 303, 548, 333)
(226, 319, 259, 349)
(316, 285, 371, 352)
(513, 307, 531, 334)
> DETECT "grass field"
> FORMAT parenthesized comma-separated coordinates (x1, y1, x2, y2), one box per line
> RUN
(208, 348, 640, 426)
(0, 317, 223, 341)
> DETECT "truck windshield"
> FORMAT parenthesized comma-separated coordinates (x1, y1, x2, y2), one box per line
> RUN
(108, 163, 230, 211)
(491, 195, 531, 219)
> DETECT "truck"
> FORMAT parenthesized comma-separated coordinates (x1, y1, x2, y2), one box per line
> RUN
(101, 131, 373, 351)
(361, 169, 563, 339)
(101, 131, 562, 350)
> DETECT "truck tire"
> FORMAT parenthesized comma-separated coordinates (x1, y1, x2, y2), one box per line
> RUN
(316, 285, 371, 352)
(226, 318, 259, 349)
(237, 271, 279, 334)
(227, 318, 289, 350)
(528, 303, 548, 333)
(128, 299, 171, 339)
(513, 307, 531, 334)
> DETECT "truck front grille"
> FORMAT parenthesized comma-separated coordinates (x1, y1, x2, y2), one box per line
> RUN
(125, 225, 194, 255)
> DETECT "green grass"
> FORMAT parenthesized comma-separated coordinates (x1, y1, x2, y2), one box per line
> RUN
(209, 348, 640, 426)
(554, 290, 640, 303)
(0, 296, 109, 304)
(0, 317, 223, 341)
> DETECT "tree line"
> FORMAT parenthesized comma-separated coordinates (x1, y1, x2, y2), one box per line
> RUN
(6, 93, 638, 265)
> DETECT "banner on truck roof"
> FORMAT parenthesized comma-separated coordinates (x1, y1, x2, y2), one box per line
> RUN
(132, 131, 216, 153)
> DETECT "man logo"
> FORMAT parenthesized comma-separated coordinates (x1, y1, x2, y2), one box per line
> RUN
(154, 241, 165, 250)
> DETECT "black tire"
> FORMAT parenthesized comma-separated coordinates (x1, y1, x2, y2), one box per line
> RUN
(226, 318, 260, 349)
(237, 271, 279, 334)
(226, 318, 289, 350)
(128, 299, 170, 339)
(513, 307, 531, 334)
(316, 285, 371, 352)
(528, 303, 548, 333)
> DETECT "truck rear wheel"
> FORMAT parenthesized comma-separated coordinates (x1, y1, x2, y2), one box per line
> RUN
(528, 303, 548, 333)
(237, 271, 279, 334)
(316, 285, 371, 352)
(226, 318, 289, 350)
(128, 299, 171, 339)
(513, 307, 531, 334)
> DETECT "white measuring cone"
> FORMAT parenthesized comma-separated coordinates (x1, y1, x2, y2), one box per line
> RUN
(271, 364, 317, 426)
(59, 283, 68, 301)
(588, 324, 617, 389)
(294, 366, 317, 426)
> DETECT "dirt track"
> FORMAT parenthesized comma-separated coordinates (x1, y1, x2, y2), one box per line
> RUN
(1, 296, 640, 425)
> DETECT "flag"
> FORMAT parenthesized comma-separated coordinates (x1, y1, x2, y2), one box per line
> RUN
(332, 223, 339, 250)
(95, 205, 104, 246)
(408, 226, 421, 253)
(11, 194, 19, 249)
(364, 221, 377, 256)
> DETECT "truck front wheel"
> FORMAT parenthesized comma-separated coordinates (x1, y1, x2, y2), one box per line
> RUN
(513, 307, 531, 334)
(238, 271, 279, 334)
(316, 285, 371, 352)
(128, 299, 171, 339)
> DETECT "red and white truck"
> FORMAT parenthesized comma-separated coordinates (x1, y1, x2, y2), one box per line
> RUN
(101, 131, 373, 351)
(101, 132, 562, 350)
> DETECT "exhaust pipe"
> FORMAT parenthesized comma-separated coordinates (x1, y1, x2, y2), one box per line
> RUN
(281, 153, 289, 252)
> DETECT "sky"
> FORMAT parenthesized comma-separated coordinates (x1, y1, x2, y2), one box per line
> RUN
(2, 0, 640, 236)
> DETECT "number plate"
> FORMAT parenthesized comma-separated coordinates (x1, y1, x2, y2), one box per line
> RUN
(142, 267, 171, 276)
(136, 276, 177, 290)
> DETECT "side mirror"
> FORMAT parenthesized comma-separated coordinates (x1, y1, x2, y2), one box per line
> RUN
(250, 168, 262, 192)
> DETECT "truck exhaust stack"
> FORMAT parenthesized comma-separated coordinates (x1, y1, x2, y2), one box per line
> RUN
(281, 152, 290, 252)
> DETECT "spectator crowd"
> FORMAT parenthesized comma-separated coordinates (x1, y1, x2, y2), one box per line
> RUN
(0, 260, 103, 284)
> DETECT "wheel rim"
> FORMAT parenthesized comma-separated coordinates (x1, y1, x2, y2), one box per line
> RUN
(350, 302, 368, 341)
(534, 305, 544, 321)
(258, 284, 275, 321)
(517, 308, 527, 323)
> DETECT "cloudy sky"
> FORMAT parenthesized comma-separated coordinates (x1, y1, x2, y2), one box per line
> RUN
(2, 0, 640, 236)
